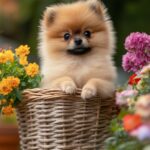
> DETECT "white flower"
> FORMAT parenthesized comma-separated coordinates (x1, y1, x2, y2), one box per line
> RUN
(140, 64, 150, 75)
(136, 94, 150, 118)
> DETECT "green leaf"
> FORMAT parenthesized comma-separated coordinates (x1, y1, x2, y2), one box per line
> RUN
(15, 89, 22, 101)
(117, 141, 143, 150)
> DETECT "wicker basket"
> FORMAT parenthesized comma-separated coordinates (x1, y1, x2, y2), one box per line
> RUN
(16, 88, 116, 150)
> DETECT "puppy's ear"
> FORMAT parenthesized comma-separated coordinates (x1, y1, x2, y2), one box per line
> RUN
(42, 7, 56, 28)
(86, 0, 105, 20)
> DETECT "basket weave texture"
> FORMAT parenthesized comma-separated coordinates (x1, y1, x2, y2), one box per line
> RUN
(17, 88, 116, 150)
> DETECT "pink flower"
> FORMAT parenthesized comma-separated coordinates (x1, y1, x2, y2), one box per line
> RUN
(130, 125, 150, 140)
(122, 32, 150, 72)
(122, 52, 149, 72)
(125, 32, 150, 52)
(116, 89, 137, 106)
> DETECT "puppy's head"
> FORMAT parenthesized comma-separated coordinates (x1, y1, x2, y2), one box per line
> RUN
(40, 0, 115, 58)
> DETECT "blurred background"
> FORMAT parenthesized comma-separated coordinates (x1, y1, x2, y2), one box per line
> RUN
(0, 0, 150, 149)
(0, 0, 150, 83)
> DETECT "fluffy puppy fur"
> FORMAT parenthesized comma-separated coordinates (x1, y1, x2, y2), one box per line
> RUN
(39, 0, 117, 99)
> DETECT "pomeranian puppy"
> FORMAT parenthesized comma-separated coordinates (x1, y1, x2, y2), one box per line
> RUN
(39, 0, 117, 99)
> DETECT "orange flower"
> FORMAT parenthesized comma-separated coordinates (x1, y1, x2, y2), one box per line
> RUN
(5, 50, 14, 62)
(0, 79, 13, 95)
(7, 76, 20, 88)
(25, 63, 39, 77)
(1, 99, 7, 104)
(19, 56, 28, 65)
(0, 76, 20, 95)
(123, 114, 142, 132)
(15, 45, 30, 57)
(0, 52, 7, 64)
(2, 105, 14, 115)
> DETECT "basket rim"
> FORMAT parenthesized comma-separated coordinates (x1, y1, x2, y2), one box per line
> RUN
(20, 88, 115, 103)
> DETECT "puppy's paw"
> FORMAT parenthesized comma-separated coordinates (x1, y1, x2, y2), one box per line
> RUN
(61, 81, 77, 94)
(81, 87, 97, 100)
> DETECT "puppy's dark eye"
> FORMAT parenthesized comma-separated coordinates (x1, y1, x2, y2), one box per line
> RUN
(64, 33, 71, 41)
(84, 31, 91, 38)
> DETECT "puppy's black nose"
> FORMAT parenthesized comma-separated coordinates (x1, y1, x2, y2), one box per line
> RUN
(74, 38, 82, 46)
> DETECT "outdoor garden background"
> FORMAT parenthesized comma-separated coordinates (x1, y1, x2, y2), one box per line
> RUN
(0, 0, 150, 149)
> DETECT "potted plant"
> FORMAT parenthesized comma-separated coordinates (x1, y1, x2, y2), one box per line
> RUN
(0, 45, 41, 149)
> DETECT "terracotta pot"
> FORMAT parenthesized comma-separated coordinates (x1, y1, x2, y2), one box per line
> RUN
(0, 124, 19, 150)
